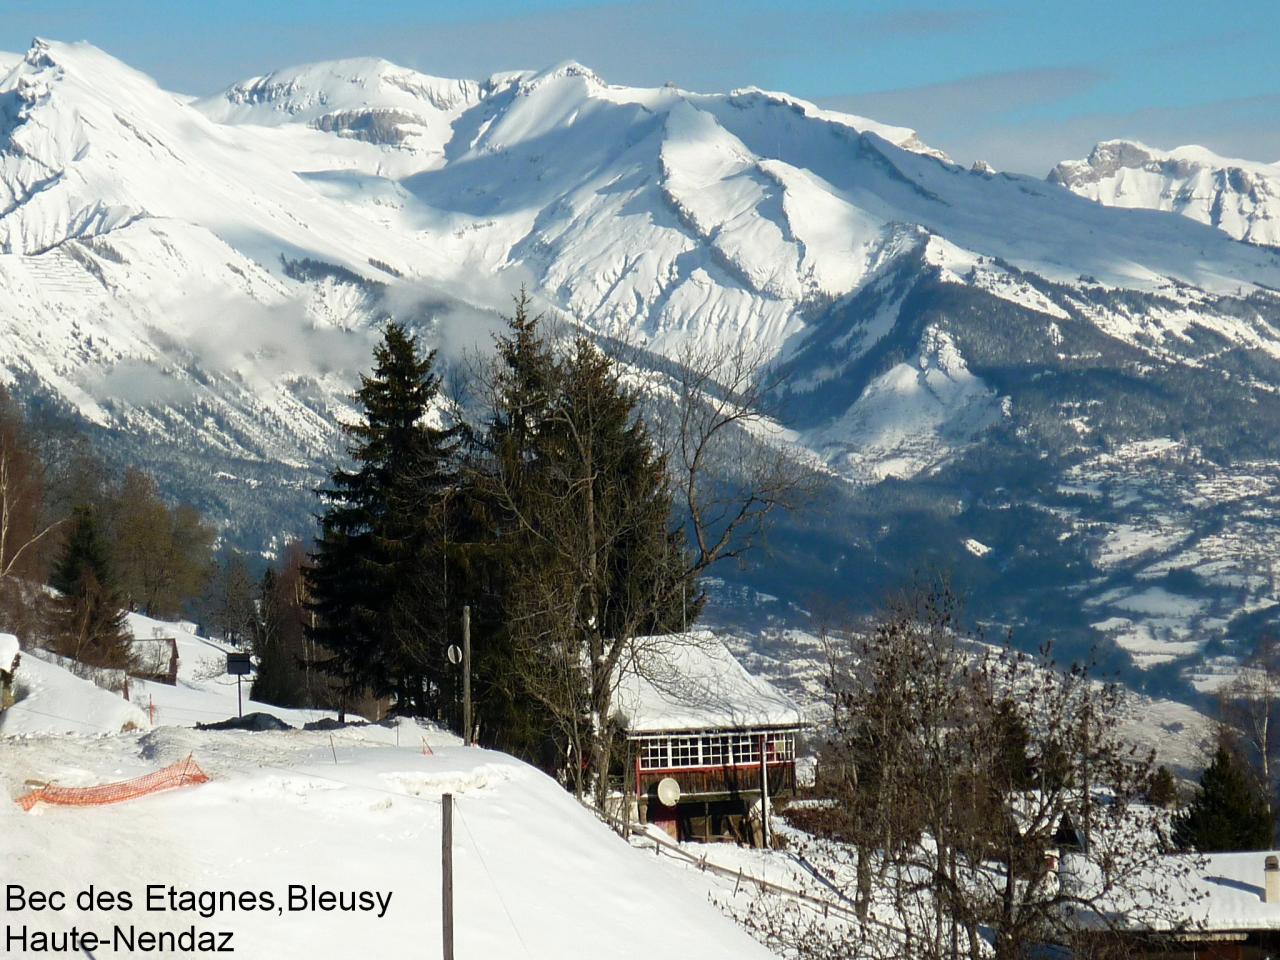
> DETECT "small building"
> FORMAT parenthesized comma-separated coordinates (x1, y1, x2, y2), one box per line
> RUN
(1076, 850, 1280, 958)
(613, 632, 805, 846)
(0, 632, 19, 711)
(130, 636, 179, 685)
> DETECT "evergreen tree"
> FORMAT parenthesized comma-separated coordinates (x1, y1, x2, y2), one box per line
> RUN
(251, 567, 302, 706)
(450, 290, 558, 755)
(49, 504, 132, 669)
(252, 541, 322, 709)
(307, 322, 458, 716)
(1145, 764, 1178, 808)
(1173, 745, 1272, 851)
(483, 332, 693, 799)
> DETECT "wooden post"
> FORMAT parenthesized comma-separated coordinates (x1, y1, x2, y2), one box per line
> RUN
(759, 733, 771, 849)
(442, 792, 454, 960)
(462, 606, 472, 746)
(237, 674, 243, 719)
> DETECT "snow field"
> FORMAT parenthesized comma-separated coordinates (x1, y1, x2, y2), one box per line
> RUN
(0, 639, 775, 958)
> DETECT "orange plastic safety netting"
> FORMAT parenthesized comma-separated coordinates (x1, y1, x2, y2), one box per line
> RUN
(15, 754, 209, 812)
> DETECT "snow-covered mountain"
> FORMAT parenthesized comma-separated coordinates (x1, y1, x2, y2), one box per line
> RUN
(3, 39, 1280, 688)
(1050, 140, 1280, 247)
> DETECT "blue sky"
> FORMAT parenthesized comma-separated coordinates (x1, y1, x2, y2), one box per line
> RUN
(4, 0, 1277, 173)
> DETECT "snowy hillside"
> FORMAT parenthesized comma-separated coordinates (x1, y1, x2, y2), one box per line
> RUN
(2, 39, 1280, 685)
(1, 656, 772, 958)
(1051, 140, 1280, 248)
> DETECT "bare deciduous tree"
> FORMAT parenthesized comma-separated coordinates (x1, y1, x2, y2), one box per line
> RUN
(1219, 634, 1280, 835)
(0, 389, 62, 589)
(657, 339, 817, 576)
(750, 581, 1204, 960)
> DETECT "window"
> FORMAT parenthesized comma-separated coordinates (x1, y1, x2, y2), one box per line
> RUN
(637, 730, 797, 769)
(733, 734, 760, 765)
(765, 733, 795, 761)
(670, 736, 700, 767)
(639, 738, 668, 770)
(701, 735, 726, 765)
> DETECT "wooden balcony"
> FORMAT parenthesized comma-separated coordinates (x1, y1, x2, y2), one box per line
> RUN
(637, 760, 796, 801)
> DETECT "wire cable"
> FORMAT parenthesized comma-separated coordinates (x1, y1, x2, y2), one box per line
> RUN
(454, 797, 534, 959)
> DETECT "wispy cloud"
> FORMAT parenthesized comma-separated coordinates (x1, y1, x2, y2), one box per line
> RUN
(966, 93, 1280, 175)
(860, 6, 1003, 36)
(816, 70, 1280, 174)
(821, 66, 1102, 127)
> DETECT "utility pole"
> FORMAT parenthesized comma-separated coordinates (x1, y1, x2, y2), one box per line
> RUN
(462, 605, 472, 746)
(442, 792, 454, 960)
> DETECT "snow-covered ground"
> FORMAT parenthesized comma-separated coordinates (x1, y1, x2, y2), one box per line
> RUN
(121, 612, 340, 729)
(0, 653, 150, 737)
(1, 633, 777, 958)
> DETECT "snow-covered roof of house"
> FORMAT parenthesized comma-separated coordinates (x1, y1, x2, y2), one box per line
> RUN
(1172, 851, 1280, 933)
(612, 632, 804, 735)
(1084, 850, 1280, 934)
(0, 632, 18, 671)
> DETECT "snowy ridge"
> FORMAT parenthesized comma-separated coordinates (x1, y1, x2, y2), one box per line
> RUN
(1051, 139, 1280, 247)
(196, 57, 484, 169)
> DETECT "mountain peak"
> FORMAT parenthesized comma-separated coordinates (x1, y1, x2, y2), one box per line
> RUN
(1051, 138, 1280, 247)
(516, 60, 601, 93)
(197, 57, 483, 128)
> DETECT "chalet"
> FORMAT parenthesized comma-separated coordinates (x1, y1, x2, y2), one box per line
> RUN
(0, 632, 19, 711)
(612, 632, 805, 846)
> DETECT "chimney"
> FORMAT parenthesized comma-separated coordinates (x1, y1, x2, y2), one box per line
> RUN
(1266, 855, 1280, 904)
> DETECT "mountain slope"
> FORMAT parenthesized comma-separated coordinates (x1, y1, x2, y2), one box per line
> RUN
(1051, 140, 1280, 248)
(2, 41, 1280, 688)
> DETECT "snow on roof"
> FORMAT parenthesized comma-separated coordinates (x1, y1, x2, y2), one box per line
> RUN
(613, 632, 804, 734)
(1170, 851, 1280, 932)
(1086, 850, 1280, 934)
(0, 632, 18, 670)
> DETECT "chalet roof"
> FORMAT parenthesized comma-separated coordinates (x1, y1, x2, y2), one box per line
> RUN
(1081, 849, 1280, 934)
(612, 632, 804, 735)
(1172, 851, 1280, 933)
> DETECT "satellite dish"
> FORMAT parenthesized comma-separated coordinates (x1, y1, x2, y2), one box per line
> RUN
(656, 777, 681, 807)
(446, 644, 462, 665)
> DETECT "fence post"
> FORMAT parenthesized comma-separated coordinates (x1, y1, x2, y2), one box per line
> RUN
(442, 793, 454, 960)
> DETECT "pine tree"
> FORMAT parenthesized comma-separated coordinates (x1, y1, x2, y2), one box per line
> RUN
(252, 541, 321, 709)
(251, 566, 302, 706)
(487, 333, 692, 798)
(1173, 745, 1273, 851)
(450, 290, 558, 753)
(1145, 764, 1178, 808)
(49, 504, 132, 669)
(306, 322, 458, 716)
